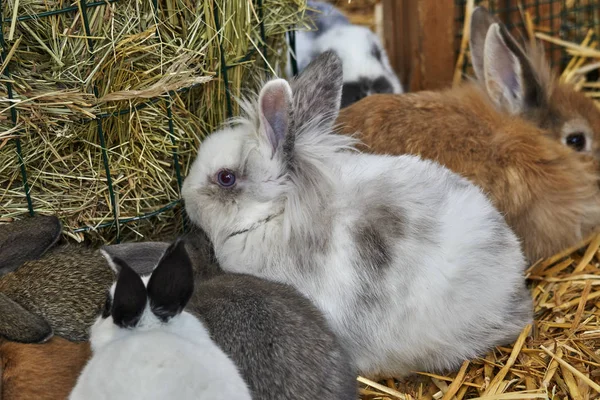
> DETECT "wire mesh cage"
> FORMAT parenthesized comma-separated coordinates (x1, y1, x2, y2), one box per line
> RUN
(455, 0, 600, 78)
(0, 0, 304, 244)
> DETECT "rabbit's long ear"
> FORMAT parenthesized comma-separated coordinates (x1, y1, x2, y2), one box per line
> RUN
(469, 7, 500, 82)
(258, 78, 293, 156)
(0, 215, 62, 276)
(100, 242, 171, 276)
(481, 23, 547, 115)
(111, 259, 147, 328)
(0, 294, 53, 343)
(291, 50, 343, 131)
(147, 239, 194, 322)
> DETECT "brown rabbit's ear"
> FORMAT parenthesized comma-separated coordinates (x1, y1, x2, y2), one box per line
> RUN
(100, 242, 171, 276)
(469, 7, 500, 82)
(0, 215, 62, 276)
(0, 294, 53, 343)
(482, 23, 547, 115)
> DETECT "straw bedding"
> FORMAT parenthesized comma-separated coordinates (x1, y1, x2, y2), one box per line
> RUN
(0, 0, 304, 244)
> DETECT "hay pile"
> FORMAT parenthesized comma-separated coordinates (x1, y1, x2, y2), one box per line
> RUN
(0, 0, 305, 243)
(358, 5, 599, 399)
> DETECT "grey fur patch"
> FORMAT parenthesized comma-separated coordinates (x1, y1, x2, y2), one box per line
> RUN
(290, 50, 343, 130)
(187, 273, 357, 399)
(354, 205, 405, 272)
(0, 215, 62, 276)
(370, 44, 382, 62)
(101, 242, 170, 276)
(0, 293, 53, 343)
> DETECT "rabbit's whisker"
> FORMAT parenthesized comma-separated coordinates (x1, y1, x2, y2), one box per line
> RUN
(227, 212, 282, 239)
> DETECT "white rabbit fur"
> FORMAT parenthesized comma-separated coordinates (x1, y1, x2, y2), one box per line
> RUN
(182, 51, 533, 378)
(287, 1, 402, 107)
(70, 241, 251, 400)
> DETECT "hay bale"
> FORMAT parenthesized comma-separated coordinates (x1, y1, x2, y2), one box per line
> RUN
(0, 0, 305, 243)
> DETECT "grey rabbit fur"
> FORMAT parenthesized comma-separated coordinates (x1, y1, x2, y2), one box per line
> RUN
(180, 227, 357, 400)
(0, 215, 171, 343)
(0, 215, 61, 276)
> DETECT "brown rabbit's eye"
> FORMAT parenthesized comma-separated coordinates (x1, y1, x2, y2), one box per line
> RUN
(565, 132, 587, 152)
(216, 170, 236, 187)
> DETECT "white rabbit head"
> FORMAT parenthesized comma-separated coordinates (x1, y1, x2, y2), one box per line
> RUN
(92, 240, 195, 352)
(182, 51, 358, 248)
(314, 25, 403, 107)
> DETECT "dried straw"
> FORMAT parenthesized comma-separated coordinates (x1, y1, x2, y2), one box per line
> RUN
(0, 0, 305, 244)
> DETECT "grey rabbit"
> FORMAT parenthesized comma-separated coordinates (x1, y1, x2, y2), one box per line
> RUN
(172, 227, 357, 400)
(0, 215, 171, 343)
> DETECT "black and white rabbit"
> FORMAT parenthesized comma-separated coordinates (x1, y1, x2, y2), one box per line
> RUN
(134, 228, 358, 400)
(182, 51, 533, 379)
(287, 0, 402, 107)
(69, 239, 252, 400)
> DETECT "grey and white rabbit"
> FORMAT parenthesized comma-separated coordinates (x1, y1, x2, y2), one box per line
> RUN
(181, 51, 533, 378)
(0, 215, 170, 343)
(287, 0, 402, 107)
(69, 239, 251, 400)
(163, 227, 357, 400)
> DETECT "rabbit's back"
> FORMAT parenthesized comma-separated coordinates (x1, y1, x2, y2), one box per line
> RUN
(71, 330, 248, 400)
(317, 151, 531, 376)
(189, 274, 357, 400)
(336, 88, 600, 261)
(0, 246, 113, 341)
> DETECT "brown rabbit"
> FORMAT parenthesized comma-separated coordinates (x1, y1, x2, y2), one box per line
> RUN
(0, 215, 170, 343)
(468, 8, 600, 157)
(336, 7, 600, 262)
(0, 337, 91, 400)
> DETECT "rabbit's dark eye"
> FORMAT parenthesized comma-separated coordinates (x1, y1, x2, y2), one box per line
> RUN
(565, 132, 587, 152)
(216, 170, 236, 187)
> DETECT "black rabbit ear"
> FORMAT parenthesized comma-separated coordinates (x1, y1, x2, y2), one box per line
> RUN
(147, 239, 194, 322)
(112, 258, 147, 328)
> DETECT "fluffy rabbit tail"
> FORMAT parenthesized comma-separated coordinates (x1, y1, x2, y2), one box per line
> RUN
(255, 51, 359, 243)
